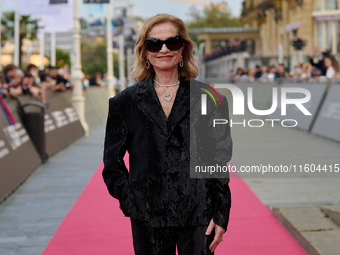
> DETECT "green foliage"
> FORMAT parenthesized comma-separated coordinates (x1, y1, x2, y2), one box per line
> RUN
(56, 49, 71, 68)
(80, 18, 88, 29)
(81, 41, 106, 75)
(1, 11, 39, 67)
(186, 2, 241, 29)
(81, 41, 120, 77)
(1, 11, 39, 42)
(45, 49, 70, 68)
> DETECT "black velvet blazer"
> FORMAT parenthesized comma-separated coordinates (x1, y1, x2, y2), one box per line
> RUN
(103, 76, 232, 230)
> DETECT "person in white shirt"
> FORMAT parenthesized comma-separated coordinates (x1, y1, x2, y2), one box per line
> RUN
(324, 56, 339, 83)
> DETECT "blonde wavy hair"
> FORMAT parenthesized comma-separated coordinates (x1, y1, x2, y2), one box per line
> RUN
(131, 13, 199, 82)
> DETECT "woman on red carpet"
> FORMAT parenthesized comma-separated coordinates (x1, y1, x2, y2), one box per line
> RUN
(103, 13, 232, 255)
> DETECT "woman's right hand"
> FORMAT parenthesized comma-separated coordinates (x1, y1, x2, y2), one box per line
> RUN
(205, 219, 225, 252)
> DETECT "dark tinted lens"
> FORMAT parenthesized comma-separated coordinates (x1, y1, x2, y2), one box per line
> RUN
(145, 36, 183, 52)
(166, 37, 183, 51)
(145, 39, 162, 52)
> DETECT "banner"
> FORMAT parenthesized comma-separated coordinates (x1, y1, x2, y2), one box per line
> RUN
(43, 6, 73, 32)
(3, 0, 62, 16)
(50, 0, 68, 3)
(311, 84, 340, 142)
(20, 6, 61, 16)
(314, 15, 340, 22)
(41, 0, 73, 33)
(17, 93, 85, 157)
(84, 0, 109, 3)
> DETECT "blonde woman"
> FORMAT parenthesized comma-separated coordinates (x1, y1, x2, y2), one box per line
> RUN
(103, 14, 232, 255)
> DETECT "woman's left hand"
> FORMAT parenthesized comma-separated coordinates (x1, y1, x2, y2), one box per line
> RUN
(205, 218, 225, 252)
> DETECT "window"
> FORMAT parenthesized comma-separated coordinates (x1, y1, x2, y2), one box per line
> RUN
(325, 0, 339, 10)
(315, 0, 323, 11)
(326, 21, 332, 50)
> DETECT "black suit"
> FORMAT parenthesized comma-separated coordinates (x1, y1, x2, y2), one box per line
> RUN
(103, 76, 232, 253)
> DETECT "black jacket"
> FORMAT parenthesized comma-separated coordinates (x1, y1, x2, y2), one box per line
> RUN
(103, 76, 232, 230)
(309, 57, 327, 76)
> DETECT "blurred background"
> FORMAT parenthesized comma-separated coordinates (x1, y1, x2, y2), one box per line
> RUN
(0, 1, 340, 255)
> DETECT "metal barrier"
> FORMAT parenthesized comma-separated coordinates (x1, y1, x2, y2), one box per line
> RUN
(311, 84, 340, 142)
(0, 89, 101, 203)
(0, 98, 41, 202)
(0, 87, 110, 203)
(209, 81, 340, 143)
(18, 92, 85, 157)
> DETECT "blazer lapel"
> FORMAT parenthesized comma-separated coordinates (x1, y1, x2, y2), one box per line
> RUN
(136, 76, 195, 138)
(136, 77, 168, 135)
(167, 77, 190, 137)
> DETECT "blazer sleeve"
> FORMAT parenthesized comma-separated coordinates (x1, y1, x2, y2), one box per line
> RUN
(209, 95, 233, 231)
(102, 98, 130, 203)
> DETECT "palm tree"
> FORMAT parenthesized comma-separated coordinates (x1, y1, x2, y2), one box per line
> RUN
(1, 11, 39, 68)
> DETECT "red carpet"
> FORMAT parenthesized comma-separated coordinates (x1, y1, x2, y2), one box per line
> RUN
(42, 156, 307, 255)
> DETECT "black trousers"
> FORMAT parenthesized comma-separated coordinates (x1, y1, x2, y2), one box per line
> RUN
(130, 218, 215, 255)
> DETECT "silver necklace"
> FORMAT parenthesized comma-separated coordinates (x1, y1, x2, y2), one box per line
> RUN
(153, 79, 180, 102)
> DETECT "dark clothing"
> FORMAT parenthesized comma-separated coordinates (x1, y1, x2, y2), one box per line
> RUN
(309, 57, 327, 76)
(5, 74, 12, 84)
(54, 74, 67, 85)
(254, 70, 262, 79)
(275, 72, 288, 80)
(131, 218, 215, 255)
(103, 76, 232, 231)
(51, 74, 70, 90)
(22, 86, 30, 95)
(89, 77, 100, 86)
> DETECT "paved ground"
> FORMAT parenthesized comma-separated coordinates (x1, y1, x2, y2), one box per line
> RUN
(229, 113, 340, 207)
(273, 205, 340, 255)
(0, 125, 105, 255)
(0, 110, 339, 254)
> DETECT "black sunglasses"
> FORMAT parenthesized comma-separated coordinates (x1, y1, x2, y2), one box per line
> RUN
(145, 35, 183, 52)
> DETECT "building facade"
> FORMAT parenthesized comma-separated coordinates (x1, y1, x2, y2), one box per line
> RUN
(190, 27, 259, 55)
(241, 0, 340, 63)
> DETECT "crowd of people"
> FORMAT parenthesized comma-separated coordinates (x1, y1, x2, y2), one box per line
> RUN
(0, 63, 117, 103)
(0, 64, 73, 104)
(228, 46, 340, 84)
(84, 72, 118, 89)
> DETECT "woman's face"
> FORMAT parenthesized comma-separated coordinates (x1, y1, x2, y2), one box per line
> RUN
(278, 65, 284, 73)
(145, 22, 184, 73)
(13, 75, 22, 85)
(22, 77, 30, 86)
(324, 57, 332, 68)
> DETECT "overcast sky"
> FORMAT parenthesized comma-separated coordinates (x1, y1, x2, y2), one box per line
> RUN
(124, 0, 242, 22)
(2, 0, 242, 23)
(77, 0, 242, 22)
